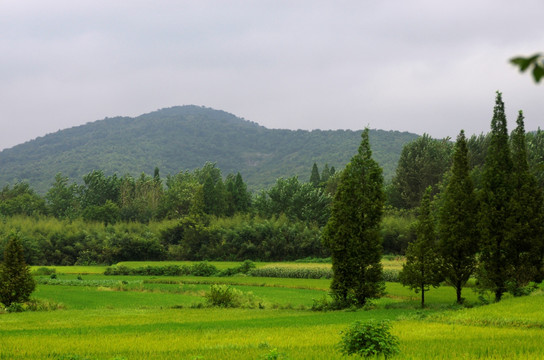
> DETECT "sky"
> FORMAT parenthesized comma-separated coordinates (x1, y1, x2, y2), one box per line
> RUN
(1, 0, 543, 151)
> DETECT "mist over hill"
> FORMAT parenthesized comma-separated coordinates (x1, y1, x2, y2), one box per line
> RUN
(0, 105, 418, 193)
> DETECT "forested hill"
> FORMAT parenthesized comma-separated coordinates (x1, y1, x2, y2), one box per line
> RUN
(0, 105, 418, 193)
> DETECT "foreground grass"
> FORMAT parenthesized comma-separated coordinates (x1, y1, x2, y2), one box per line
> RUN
(6, 266, 543, 359)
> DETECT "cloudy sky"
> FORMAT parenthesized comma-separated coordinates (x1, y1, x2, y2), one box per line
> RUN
(1, 1, 542, 151)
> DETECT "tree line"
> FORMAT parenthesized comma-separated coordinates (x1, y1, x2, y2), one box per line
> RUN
(323, 92, 544, 308)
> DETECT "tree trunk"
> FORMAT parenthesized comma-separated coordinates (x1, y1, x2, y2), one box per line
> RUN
(456, 283, 463, 304)
(421, 286, 425, 308)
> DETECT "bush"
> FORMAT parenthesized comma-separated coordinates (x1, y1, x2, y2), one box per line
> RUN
(338, 320, 400, 358)
(33, 267, 56, 276)
(204, 284, 261, 308)
(190, 262, 218, 276)
(6, 302, 24, 313)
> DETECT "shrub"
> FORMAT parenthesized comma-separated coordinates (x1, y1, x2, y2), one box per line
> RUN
(6, 302, 24, 313)
(0, 232, 36, 306)
(338, 320, 399, 358)
(190, 262, 218, 276)
(33, 267, 56, 276)
(204, 284, 261, 308)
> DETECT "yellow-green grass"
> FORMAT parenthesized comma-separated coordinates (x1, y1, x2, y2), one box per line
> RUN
(31, 265, 107, 274)
(2, 299, 544, 359)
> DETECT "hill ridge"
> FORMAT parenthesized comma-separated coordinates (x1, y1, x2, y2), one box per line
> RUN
(0, 105, 418, 193)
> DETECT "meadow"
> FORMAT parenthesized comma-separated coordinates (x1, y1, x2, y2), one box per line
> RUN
(1, 261, 543, 359)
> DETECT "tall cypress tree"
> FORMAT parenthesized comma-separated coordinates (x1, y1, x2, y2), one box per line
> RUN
(322, 128, 385, 307)
(399, 186, 442, 308)
(438, 130, 479, 304)
(507, 111, 544, 288)
(478, 91, 514, 302)
(0, 232, 36, 307)
(309, 163, 321, 187)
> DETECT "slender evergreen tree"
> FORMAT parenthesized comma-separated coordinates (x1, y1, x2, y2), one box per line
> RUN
(478, 91, 514, 302)
(309, 163, 321, 187)
(399, 187, 442, 308)
(438, 130, 479, 304)
(322, 128, 385, 307)
(0, 232, 36, 307)
(507, 110, 544, 289)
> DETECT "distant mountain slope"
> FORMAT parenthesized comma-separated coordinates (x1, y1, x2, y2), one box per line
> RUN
(0, 105, 418, 193)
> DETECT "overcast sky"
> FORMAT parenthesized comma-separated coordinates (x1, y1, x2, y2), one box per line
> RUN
(1, 1, 542, 151)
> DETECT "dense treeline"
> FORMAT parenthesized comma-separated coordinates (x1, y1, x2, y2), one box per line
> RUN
(0, 215, 323, 265)
(1, 95, 544, 278)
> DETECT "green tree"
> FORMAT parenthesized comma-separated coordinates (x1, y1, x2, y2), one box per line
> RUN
(309, 163, 321, 187)
(45, 173, 79, 219)
(0, 232, 36, 307)
(254, 176, 331, 226)
(195, 162, 228, 217)
(399, 187, 442, 308)
(321, 163, 331, 183)
(438, 130, 479, 304)
(390, 134, 453, 209)
(478, 92, 514, 302)
(225, 172, 251, 215)
(507, 111, 544, 288)
(322, 128, 385, 307)
(0, 183, 47, 217)
(159, 171, 203, 219)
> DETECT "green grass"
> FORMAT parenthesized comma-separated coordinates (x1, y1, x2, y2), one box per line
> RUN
(2, 269, 543, 359)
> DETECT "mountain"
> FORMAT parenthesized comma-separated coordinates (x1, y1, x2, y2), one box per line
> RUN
(0, 105, 418, 193)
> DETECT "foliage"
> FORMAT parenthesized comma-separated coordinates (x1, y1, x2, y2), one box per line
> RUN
(323, 129, 385, 308)
(438, 130, 479, 304)
(380, 207, 416, 255)
(0, 232, 36, 306)
(0, 183, 47, 217)
(254, 176, 331, 227)
(389, 134, 453, 209)
(338, 320, 400, 358)
(510, 53, 544, 83)
(204, 284, 262, 308)
(399, 187, 442, 308)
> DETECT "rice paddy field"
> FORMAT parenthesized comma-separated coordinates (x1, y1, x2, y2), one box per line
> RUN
(1, 260, 543, 359)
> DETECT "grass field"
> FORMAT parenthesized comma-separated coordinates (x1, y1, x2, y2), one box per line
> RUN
(4, 261, 543, 359)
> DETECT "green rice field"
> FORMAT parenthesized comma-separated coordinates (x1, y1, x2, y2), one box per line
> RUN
(2, 261, 543, 359)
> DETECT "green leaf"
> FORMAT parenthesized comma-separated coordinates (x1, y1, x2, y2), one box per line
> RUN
(532, 64, 544, 83)
(510, 57, 532, 72)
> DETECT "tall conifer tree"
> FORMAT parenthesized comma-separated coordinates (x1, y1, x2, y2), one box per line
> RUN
(0, 232, 36, 306)
(399, 186, 442, 308)
(322, 128, 385, 307)
(309, 163, 321, 187)
(438, 130, 479, 304)
(478, 91, 514, 302)
(507, 111, 544, 288)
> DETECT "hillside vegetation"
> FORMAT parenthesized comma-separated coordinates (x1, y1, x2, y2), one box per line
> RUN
(0, 105, 417, 193)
